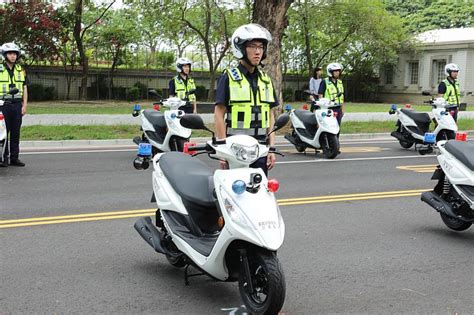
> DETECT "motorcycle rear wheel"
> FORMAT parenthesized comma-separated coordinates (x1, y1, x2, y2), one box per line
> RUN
(440, 213, 472, 231)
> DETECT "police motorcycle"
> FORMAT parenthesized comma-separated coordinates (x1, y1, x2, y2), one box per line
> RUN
(133, 113, 290, 314)
(132, 89, 195, 157)
(389, 91, 458, 152)
(421, 135, 474, 232)
(0, 87, 20, 162)
(284, 91, 340, 159)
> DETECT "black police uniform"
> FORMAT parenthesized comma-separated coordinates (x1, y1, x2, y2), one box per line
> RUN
(2, 62, 29, 165)
(215, 63, 279, 175)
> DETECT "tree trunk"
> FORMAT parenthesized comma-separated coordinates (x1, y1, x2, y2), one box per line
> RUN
(73, 0, 88, 100)
(252, 0, 294, 105)
(301, 1, 313, 77)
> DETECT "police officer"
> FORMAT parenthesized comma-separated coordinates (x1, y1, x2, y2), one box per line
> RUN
(0, 42, 28, 167)
(318, 62, 345, 127)
(438, 63, 461, 121)
(214, 23, 278, 175)
(169, 57, 197, 114)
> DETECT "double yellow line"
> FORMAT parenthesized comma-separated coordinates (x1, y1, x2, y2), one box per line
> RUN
(0, 189, 429, 229)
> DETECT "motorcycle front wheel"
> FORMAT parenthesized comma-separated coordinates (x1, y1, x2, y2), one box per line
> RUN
(440, 213, 472, 231)
(238, 250, 286, 315)
(321, 133, 339, 159)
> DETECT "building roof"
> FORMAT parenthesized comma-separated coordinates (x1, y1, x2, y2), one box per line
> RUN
(416, 28, 474, 45)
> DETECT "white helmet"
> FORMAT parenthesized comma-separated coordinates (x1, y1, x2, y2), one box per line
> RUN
(444, 63, 460, 76)
(327, 62, 342, 77)
(231, 23, 272, 61)
(175, 57, 192, 73)
(1, 42, 21, 58)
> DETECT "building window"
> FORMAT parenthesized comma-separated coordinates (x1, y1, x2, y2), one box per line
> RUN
(385, 66, 394, 85)
(408, 61, 419, 85)
(433, 59, 446, 84)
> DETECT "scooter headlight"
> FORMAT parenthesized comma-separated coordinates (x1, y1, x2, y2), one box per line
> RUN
(231, 143, 259, 163)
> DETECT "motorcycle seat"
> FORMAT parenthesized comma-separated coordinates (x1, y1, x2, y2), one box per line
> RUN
(143, 109, 167, 129)
(294, 109, 317, 127)
(159, 152, 216, 208)
(400, 109, 431, 124)
(444, 140, 474, 171)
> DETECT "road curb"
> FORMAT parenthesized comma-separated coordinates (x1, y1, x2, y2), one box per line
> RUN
(20, 131, 474, 149)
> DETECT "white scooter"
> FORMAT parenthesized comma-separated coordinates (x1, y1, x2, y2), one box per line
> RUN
(132, 89, 194, 156)
(134, 113, 290, 314)
(421, 137, 474, 231)
(284, 97, 340, 159)
(389, 92, 458, 152)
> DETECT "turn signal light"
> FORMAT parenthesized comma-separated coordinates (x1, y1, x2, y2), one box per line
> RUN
(267, 179, 280, 193)
(455, 132, 467, 141)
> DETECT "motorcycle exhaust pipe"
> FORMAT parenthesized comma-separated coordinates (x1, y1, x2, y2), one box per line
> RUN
(421, 191, 473, 222)
(390, 130, 405, 142)
(134, 217, 169, 254)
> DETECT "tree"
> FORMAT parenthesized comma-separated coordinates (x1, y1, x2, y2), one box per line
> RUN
(385, 0, 474, 33)
(252, 0, 294, 103)
(73, 0, 115, 100)
(181, 0, 243, 101)
(0, 2, 63, 63)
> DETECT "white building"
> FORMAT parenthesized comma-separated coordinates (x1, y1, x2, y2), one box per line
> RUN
(378, 28, 474, 105)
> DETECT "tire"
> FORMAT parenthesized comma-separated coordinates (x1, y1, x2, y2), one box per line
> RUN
(239, 251, 286, 315)
(399, 140, 414, 149)
(170, 137, 188, 152)
(436, 130, 456, 142)
(440, 213, 472, 231)
(397, 124, 414, 149)
(320, 133, 339, 159)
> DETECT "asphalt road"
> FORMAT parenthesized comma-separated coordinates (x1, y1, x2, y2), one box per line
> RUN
(1, 139, 473, 314)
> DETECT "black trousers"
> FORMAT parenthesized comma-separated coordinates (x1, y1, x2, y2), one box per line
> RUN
(2, 101, 22, 161)
(250, 156, 268, 176)
(447, 107, 459, 122)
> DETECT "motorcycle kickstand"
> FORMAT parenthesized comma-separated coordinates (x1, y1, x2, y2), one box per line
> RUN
(184, 264, 205, 286)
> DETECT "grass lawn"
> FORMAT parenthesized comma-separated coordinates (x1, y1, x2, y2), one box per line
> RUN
(21, 119, 474, 141)
(27, 100, 473, 115)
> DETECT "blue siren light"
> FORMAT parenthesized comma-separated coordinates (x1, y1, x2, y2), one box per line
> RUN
(138, 143, 152, 157)
(232, 180, 246, 195)
(423, 132, 436, 144)
(134, 104, 141, 111)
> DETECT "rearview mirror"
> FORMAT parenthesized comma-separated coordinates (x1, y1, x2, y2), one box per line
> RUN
(148, 89, 161, 99)
(274, 113, 290, 131)
(180, 114, 207, 130)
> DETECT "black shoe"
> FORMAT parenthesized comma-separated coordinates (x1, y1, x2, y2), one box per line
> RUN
(9, 159, 25, 167)
(0, 160, 8, 167)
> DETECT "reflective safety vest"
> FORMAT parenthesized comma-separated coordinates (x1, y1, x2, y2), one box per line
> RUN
(174, 75, 196, 102)
(443, 78, 460, 106)
(323, 78, 344, 104)
(0, 63, 25, 100)
(226, 67, 275, 137)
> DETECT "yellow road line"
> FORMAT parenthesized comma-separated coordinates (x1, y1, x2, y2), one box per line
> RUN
(396, 164, 437, 173)
(0, 189, 429, 229)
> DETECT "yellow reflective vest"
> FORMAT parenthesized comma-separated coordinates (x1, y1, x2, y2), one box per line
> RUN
(0, 63, 25, 100)
(174, 75, 196, 102)
(323, 78, 344, 104)
(442, 78, 460, 106)
(226, 67, 275, 137)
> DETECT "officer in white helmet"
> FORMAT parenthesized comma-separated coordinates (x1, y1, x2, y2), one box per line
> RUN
(214, 23, 279, 175)
(0, 42, 29, 167)
(318, 62, 345, 128)
(168, 57, 197, 113)
(438, 63, 461, 121)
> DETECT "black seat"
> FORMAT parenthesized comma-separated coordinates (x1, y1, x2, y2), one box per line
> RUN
(444, 140, 474, 171)
(400, 109, 431, 124)
(294, 109, 317, 127)
(159, 152, 215, 208)
(143, 109, 167, 129)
